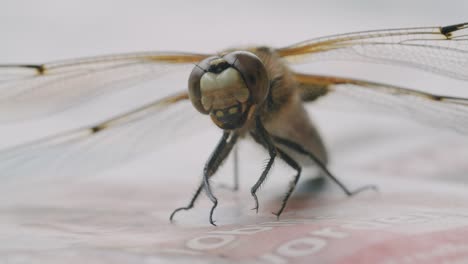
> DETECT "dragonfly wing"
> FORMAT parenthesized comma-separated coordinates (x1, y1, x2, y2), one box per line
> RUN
(0, 52, 209, 122)
(278, 23, 468, 80)
(0, 92, 212, 180)
(295, 73, 468, 134)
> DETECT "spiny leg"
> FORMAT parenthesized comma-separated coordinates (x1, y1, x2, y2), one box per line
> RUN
(250, 132, 302, 217)
(203, 132, 229, 225)
(250, 117, 277, 213)
(204, 132, 239, 226)
(170, 132, 234, 224)
(273, 148, 302, 218)
(272, 136, 377, 196)
(169, 131, 238, 225)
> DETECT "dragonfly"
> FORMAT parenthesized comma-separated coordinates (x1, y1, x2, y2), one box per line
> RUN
(0, 22, 467, 226)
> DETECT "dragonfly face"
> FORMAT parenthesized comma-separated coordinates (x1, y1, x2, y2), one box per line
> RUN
(188, 51, 269, 130)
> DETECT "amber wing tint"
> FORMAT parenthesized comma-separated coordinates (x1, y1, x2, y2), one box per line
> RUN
(0, 52, 209, 122)
(0, 91, 212, 178)
(295, 72, 468, 133)
(278, 23, 468, 80)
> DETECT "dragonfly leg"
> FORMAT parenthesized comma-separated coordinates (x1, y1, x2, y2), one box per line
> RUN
(251, 130, 302, 218)
(272, 136, 377, 196)
(249, 117, 277, 213)
(204, 132, 240, 225)
(273, 148, 302, 218)
(169, 180, 204, 222)
(170, 131, 238, 225)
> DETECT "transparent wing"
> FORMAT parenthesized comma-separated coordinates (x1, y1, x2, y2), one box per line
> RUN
(295, 73, 468, 133)
(0, 92, 212, 180)
(0, 52, 209, 122)
(278, 23, 468, 80)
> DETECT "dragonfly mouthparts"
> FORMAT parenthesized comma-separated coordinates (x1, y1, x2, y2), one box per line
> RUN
(210, 103, 247, 130)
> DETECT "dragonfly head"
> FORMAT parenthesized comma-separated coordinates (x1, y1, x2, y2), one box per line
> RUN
(188, 51, 269, 130)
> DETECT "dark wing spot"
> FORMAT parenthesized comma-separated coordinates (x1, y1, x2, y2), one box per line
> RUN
(21, 64, 46, 75)
(91, 124, 107, 134)
(440, 22, 467, 38)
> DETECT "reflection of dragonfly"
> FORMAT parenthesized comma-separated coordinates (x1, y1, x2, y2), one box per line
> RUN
(1, 23, 468, 225)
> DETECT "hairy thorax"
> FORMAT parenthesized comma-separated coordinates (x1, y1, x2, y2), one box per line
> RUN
(245, 47, 328, 164)
(231, 46, 300, 135)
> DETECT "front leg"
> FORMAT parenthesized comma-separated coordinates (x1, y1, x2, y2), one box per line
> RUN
(250, 116, 277, 213)
(170, 131, 238, 226)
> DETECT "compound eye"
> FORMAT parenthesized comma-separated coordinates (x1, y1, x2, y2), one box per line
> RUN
(223, 51, 269, 105)
(188, 56, 219, 114)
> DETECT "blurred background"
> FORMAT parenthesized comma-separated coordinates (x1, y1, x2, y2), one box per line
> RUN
(1, 0, 467, 60)
(0, 1, 468, 262)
